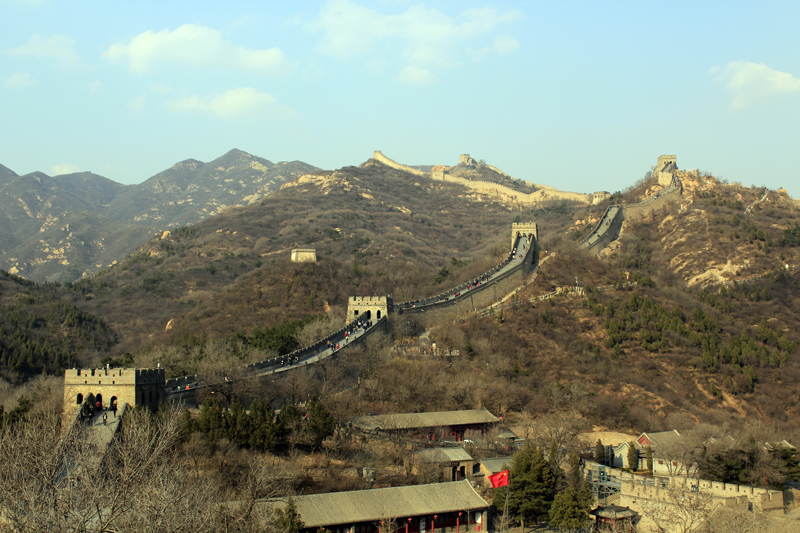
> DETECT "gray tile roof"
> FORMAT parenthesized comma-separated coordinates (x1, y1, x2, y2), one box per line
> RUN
(259, 480, 489, 528)
(639, 429, 682, 448)
(480, 458, 512, 474)
(415, 447, 474, 463)
(350, 409, 499, 432)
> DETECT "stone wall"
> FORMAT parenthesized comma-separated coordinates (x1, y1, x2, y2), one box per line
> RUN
(372, 150, 427, 177)
(291, 249, 317, 263)
(374, 150, 592, 206)
(580, 179, 683, 254)
(512, 222, 538, 247)
(63, 367, 165, 422)
(654, 154, 677, 187)
(347, 296, 390, 323)
(395, 232, 539, 321)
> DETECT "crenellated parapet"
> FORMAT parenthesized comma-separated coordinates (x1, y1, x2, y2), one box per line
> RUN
(654, 154, 678, 186)
(512, 222, 538, 247)
(375, 150, 592, 207)
(347, 295, 391, 324)
(373, 150, 427, 177)
(291, 249, 317, 263)
(63, 366, 166, 423)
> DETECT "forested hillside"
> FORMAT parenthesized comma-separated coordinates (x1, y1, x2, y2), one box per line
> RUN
(1, 157, 800, 437)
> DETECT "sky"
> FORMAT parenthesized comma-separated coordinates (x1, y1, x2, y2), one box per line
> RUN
(1, 0, 799, 198)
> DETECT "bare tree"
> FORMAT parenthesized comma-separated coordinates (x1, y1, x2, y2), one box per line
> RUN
(0, 406, 239, 533)
(640, 486, 715, 533)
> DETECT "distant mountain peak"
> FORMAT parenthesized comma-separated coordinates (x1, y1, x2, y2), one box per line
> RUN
(0, 163, 18, 179)
(171, 159, 203, 171)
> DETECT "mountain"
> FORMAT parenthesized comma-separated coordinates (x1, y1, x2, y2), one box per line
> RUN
(105, 149, 318, 227)
(0, 150, 319, 282)
(2, 152, 799, 437)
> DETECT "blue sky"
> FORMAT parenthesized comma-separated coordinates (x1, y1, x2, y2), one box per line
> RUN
(2, 0, 799, 198)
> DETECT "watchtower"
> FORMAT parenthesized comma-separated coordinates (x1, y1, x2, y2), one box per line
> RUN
(511, 221, 538, 248)
(291, 249, 317, 263)
(63, 367, 166, 422)
(654, 155, 677, 186)
(347, 296, 390, 324)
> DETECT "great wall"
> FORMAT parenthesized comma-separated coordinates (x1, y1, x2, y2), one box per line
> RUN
(64, 154, 690, 417)
(65, 220, 540, 416)
(371, 150, 599, 206)
(56, 153, 800, 528)
(579, 158, 683, 254)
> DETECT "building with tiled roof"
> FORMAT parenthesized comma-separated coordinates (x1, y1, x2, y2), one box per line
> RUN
(349, 409, 499, 442)
(258, 480, 490, 533)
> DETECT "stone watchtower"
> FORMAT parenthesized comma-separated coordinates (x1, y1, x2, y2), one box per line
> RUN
(654, 155, 677, 186)
(346, 296, 390, 324)
(291, 249, 317, 263)
(511, 222, 538, 248)
(63, 367, 166, 421)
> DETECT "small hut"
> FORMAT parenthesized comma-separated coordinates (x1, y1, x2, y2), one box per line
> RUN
(590, 505, 638, 532)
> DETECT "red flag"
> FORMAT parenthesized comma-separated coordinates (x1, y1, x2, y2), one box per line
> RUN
(488, 469, 509, 488)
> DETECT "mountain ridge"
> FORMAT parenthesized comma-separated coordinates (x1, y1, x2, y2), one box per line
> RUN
(0, 149, 319, 282)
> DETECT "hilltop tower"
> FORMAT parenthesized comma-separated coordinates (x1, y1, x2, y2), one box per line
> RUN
(654, 155, 677, 186)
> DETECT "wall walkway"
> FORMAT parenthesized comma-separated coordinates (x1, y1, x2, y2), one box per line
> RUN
(165, 227, 541, 402)
(579, 177, 683, 254)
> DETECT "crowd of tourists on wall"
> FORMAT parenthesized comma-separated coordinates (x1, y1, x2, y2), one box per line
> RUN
(399, 232, 534, 310)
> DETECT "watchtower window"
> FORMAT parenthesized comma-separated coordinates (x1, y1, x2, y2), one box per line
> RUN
(91, 369, 95, 376)
(377, 310, 382, 319)
(76, 369, 81, 376)
(76, 393, 83, 405)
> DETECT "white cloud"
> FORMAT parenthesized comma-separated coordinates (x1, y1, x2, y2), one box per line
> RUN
(714, 61, 800, 109)
(51, 163, 81, 176)
(311, 0, 521, 69)
(8, 34, 89, 71)
(5, 72, 35, 87)
(397, 65, 435, 85)
(166, 87, 294, 119)
(129, 95, 145, 113)
(89, 81, 103, 94)
(469, 34, 520, 60)
(150, 82, 171, 94)
(103, 23, 293, 75)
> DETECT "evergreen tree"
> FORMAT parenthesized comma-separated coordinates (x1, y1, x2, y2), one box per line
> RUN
(273, 497, 305, 533)
(548, 487, 590, 532)
(307, 396, 336, 450)
(594, 439, 605, 465)
(548, 438, 560, 471)
(626, 442, 637, 470)
(249, 400, 279, 452)
(646, 446, 654, 473)
(197, 398, 224, 441)
(275, 404, 302, 451)
(496, 444, 557, 526)
(566, 454, 582, 490)
(179, 407, 197, 442)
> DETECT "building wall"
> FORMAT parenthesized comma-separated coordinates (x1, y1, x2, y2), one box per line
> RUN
(291, 249, 317, 263)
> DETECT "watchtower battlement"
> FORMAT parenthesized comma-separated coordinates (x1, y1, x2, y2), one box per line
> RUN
(654, 155, 677, 186)
(291, 249, 317, 263)
(347, 296, 390, 324)
(63, 367, 166, 422)
(512, 222, 538, 247)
